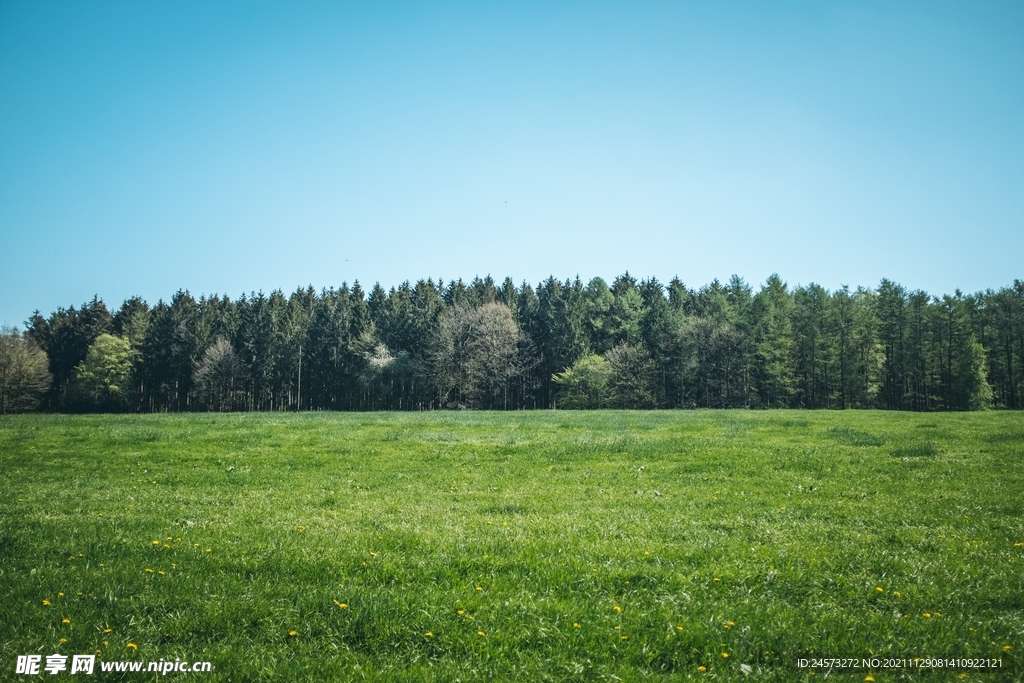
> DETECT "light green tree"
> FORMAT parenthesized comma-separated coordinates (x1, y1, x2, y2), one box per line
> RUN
(553, 353, 612, 409)
(75, 333, 133, 407)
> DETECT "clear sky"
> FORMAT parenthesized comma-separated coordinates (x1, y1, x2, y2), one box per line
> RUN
(1, 1, 1022, 327)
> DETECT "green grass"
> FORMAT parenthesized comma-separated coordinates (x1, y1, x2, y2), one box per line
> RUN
(0, 411, 1022, 681)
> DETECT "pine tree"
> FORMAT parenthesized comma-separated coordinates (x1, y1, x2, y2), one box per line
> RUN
(751, 275, 795, 408)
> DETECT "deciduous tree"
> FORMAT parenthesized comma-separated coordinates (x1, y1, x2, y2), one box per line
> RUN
(0, 326, 52, 414)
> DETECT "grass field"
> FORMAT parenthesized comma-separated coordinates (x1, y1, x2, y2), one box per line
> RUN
(1, 411, 1022, 681)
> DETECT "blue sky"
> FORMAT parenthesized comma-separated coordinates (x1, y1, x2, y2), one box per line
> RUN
(1, 1, 1022, 326)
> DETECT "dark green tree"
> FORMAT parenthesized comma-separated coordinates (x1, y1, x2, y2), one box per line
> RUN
(751, 275, 795, 407)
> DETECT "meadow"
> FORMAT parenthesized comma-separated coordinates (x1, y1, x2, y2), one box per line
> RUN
(0, 410, 1021, 682)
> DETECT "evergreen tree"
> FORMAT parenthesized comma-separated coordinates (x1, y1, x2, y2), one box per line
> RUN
(934, 293, 992, 409)
(583, 277, 615, 354)
(876, 279, 908, 410)
(792, 284, 832, 408)
(609, 273, 644, 347)
(533, 278, 589, 407)
(638, 278, 674, 407)
(751, 275, 795, 407)
(25, 296, 112, 409)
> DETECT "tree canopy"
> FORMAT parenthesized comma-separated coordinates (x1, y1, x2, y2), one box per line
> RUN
(21, 274, 1024, 412)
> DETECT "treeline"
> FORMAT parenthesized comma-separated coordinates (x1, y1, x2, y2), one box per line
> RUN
(4, 273, 1023, 414)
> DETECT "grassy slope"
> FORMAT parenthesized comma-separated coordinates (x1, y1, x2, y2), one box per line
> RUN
(0, 411, 1021, 682)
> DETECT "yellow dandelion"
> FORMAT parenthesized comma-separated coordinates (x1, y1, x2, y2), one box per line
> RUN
(127, 643, 137, 650)
(99, 563, 105, 567)
(42, 600, 51, 606)
(923, 612, 931, 618)
(613, 605, 622, 612)
(167, 536, 172, 541)
(62, 618, 70, 624)
(370, 552, 377, 557)
(1015, 543, 1022, 548)
(573, 623, 580, 628)
(194, 543, 200, 547)
(698, 665, 707, 672)
(722, 652, 729, 658)
(614, 625, 620, 630)
(103, 629, 112, 634)
(77, 592, 83, 596)
(893, 591, 901, 597)
(466, 615, 474, 621)
(162, 544, 170, 549)
(865, 677, 875, 682)
(158, 571, 165, 576)
(152, 540, 159, 545)
(457, 610, 465, 615)
(477, 631, 485, 637)
(1005, 645, 1012, 651)
(424, 632, 433, 637)
(339, 603, 348, 609)
(713, 577, 721, 582)
(621, 635, 628, 640)
(676, 625, 684, 631)
(98, 513, 103, 517)
(175, 537, 181, 541)
(875, 586, 883, 592)
(95, 649, 101, 654)
(58, 592, 64, 597)
(476, 586, 483, 591)
(59, 638, 67, 643)
(288, 630, 297, 637)
(205, 548, 211, 553)
(145, 568, 154, 573)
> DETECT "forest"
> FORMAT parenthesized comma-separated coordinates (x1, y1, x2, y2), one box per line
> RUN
(2, 273, 1023, 413)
